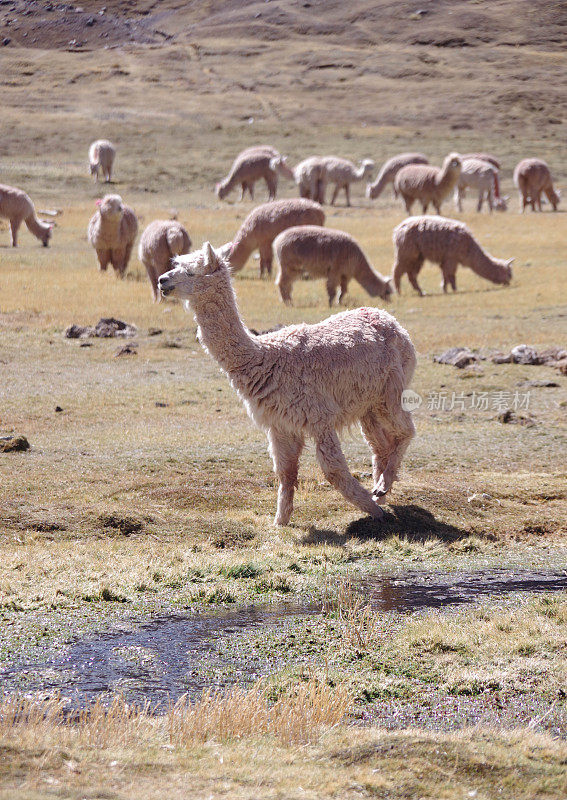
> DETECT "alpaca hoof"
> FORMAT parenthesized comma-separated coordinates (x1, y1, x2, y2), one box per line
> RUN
(369, 503, 385, 520)
(274, 513, 291, 527)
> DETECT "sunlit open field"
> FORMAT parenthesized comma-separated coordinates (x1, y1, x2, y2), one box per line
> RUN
(1, 1, 567, 797)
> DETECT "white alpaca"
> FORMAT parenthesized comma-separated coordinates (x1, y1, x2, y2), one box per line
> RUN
(293, 156, 327, 203)
(158, 243, 416, 526)
(454, 158, 508, 213)
(138, 219, 192, 301)
(0, 183, 52, 247)
(87, 194, 138, 277)
(394, 153, 462, 215)
(319, 157, 375, 206)
(88, 139, 116, 183)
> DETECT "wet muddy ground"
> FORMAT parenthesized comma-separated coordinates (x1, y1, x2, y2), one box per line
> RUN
(2, 568, 566, 728)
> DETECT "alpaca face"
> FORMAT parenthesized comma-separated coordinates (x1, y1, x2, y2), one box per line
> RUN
(159, 242, 225, 299)
(495, 259, 513, 284)
(97, 194, 123, 219)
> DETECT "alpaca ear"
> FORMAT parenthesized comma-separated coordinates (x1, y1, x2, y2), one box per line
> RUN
(506, 258, 515, 267)
(95, 199, 102, 206)
(202, 241, 221, 273)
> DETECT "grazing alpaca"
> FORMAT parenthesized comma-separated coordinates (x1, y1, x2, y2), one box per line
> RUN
(274, 226, 392, 306)
(392, 216, 513, 295)
(138, 219, 192, 301)
(158, 243, 416, 525)
(216, 147, 294, 201)
(319, 157, 375, 206)
(394, 153, 462, 215)
(366, 153, 429, 200)
(226, 198, 325, 278)
(0, 183, 52, 247)
(87, 194, 138, 277)
(88, 139, 116, 183)
(454, 158, 508, 213)
(513, 158, 560, 212)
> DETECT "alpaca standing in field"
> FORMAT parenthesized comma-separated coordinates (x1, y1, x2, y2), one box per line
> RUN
(459, 153, 501, 170)
(366, 153, 429, 200)
(216, 147, 294, 201)
(513, 158, 561, 212)
(394, 154, 462, 215)
(319, 157, 375, 206)
(158, 243, 416, 525)
(0, 183, 52, 247)
(274, 226, 392, 306)
(138, 219, 192, 301)
(88, 139, 116, 183)
(392, 216, 513, 295)
(87, 194, 138, 277)
(225, 198, 325, 277)
(454, 158, 508, 213)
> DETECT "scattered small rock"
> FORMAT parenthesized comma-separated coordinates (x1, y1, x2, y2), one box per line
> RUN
(434, 347, 479, 369)
(98, 513, 143, 535)
(114, 343, 138, 357)
(155, 401, 168, 407)
(491, 345, 567, 368)
(517, 380, 559, 388)
(65, 318, 137, 339)
(148, 327, 163, 336)
(497, 410, 535, 426)
(55, 406, 63, 412)
(0, 435, 30, 452)
(249, 323, 286, 336)
(2, 37, 11, 46)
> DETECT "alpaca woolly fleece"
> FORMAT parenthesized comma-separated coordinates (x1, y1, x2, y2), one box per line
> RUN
(158, 242, 416, 525)
(227, 198, 325, 277)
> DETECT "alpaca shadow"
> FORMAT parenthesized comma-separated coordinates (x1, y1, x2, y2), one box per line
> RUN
(301, 504, 471, 546)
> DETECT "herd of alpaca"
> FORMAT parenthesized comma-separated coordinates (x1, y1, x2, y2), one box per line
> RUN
(1, 140, 559, 522)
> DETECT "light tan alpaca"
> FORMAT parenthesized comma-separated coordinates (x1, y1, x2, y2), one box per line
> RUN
(159, 243, 416, 525)
(455, 158, 508, 213)
(87, 194, 138, 277)
(0, 184, 52, 247)
(394, 153, 462, 215)
(274, 226, 392, 306)
(293, 156, 327, 203)
(366, 153, 429, 200)
(513, 158, 560, 212)
(138, 220, 192, 301)
(392, 216, 513, 295)
(88, 139, 116, 183)
(226, 198, 325, 277)
(319, 157, 375, 206)
(216, 147, 294, 201)
(460, 153, 501, 170)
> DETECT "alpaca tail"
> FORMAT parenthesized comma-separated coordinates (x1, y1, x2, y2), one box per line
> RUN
(25, 212, 52, 246)
(493, 171, 500, 199)
(166, 226, 191, 258)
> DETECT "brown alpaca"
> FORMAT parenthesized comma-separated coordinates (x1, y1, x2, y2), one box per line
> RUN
(513, 158, 560, 212)
(159, 243, 416, 525)
(274, 226, 392, 306)
(366, 153, 429, 200)
(394, 153, 462, 215)
(225, 198, 325, 278)
(216, 147, 294, 202)
(0, 183, 52, 247)
(392, 216, 513, 295)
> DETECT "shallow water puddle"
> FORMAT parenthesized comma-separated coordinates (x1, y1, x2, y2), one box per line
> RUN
(2, 568, 566, 709)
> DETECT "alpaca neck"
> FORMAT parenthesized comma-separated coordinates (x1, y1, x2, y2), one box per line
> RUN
(229, 236, 254, 271)
(354, 164, 367, 181)
(462, 238, 499, 280)
(369, 170, 389, 198)
(354, 257, 385, 297)
(25, 212, 49, 241)
(438, 166, 459, 193)
(191, 276, 260, 373)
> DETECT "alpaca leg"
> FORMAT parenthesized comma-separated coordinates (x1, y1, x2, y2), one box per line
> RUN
(96, 248, 111, 271)
(266, 175, 277, 201)
(326, 277, 339, 306)
(345, 184, 351, 207)
(317, 178, 327, 205)
(403, 196, 413, 214)
(421, 201, 429, 213)
(330, 184, 339, 206)
(477, 192, 484, 213)
(268, 428, 304, 526)
(148, 265, 160, 301)
(455, 187, 463, 212)
(259, 243, 273, 278)
(315, 429, 383, 519)
(9, 218, 21, 247)
(338, 275, 349, 304)
(276, 268, 294, 305)
(111, 248, 127, 277)
(360, 411, 395, 493)
(441, 259, 457, 292)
